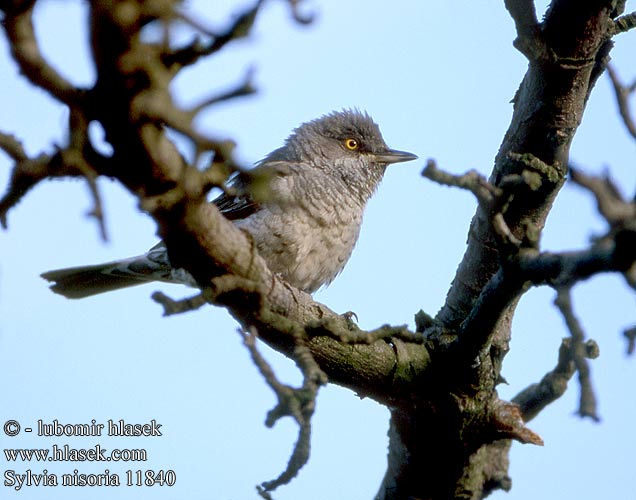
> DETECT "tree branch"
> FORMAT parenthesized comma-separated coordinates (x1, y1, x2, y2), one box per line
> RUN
(606, 64, 636, 140)
(423, 161, 635, 366)
(422, 159, 547, 252)
(609, 10, 636, 36)
(0, 0, 419, 410)
(504, 0, 538, 37)
(421, 159, 500, 206)
(190, 68, 257, 115)
(446, 228, 635, 366)
(165, 0, 313, 71)
(435, 1, 621, 362)
(504, 0, 543, 60)
(512, 335, 600, 421)
(152, 290, 208, 315)
(240, 327, 326, 494)
(624, 325, 636, 355)
(0, 135, 106, 234)
(571, 166, 636, 225)
(165, 0, 266, 70)
(84, 1, 434, 410)
(554, 287, 600, 421)
(0, 131, 28, 162)
(513, 338, 576, 421)
(2, 1, 84, 105)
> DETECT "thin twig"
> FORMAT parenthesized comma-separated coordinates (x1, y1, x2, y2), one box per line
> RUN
(239, 326, 326, 493)
(284, 0, 315, 25)
(0, 130, 109, 237)
(0, 132, 28, 162)
(82, 172, 108, 241)
(606, 64, 636, 140)
(570, 167, 636, 225)
(165, 0, 266, 69)
(422, 159, 499, 206)
(511, 336, 598, 421)
(138, 90, 244, 160)
(423, 158, 550, 254)
(623, 326, 636, 356)
(489, 400, 544, 445)
(67, 108, 108, 240)
(493, 213, 523, 248)
(513, 338, 576, 421)
(152, 291, 208, 315)
(507, 152, 562, 185)
(189, 68, 256, 115)
(0, 148, 58, 229)
(554, 287, 599, 421)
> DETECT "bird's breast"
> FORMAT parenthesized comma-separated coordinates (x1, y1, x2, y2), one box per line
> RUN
(234, 200, 363, 293)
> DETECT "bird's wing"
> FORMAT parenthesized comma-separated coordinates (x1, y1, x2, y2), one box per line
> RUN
(212, 161, 296, 221)
(212, 174, 259, 221)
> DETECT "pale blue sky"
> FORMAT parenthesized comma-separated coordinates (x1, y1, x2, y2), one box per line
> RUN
(1, 1, 635, 499)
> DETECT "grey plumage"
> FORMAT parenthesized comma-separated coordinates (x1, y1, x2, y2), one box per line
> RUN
(42, 110, 417, 298)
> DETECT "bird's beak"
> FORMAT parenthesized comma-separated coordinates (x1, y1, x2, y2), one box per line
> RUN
(372, 148, 418, 165)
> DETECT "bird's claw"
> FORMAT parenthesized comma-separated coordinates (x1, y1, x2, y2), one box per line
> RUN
(341, 310, 359, 327)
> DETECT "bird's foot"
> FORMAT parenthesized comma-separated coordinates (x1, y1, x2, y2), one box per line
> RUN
(340, 310, 359, 329)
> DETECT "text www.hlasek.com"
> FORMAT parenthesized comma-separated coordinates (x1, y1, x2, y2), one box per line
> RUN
(4, 444, 147, 462)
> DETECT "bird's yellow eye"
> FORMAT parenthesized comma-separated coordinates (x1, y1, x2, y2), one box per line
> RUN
(344, 138, 359, 150)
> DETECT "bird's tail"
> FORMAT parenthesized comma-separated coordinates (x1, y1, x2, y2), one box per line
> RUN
(41, 259, 154, 299)
(41, 243, 185, 299)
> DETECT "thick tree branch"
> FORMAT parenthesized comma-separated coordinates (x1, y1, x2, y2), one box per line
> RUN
(87, 0, 434, 411)
(504, 0, 542, 59)
(0, 0, 422, 408)
(452, 232, 635, 364)
(380, 4, 627, 496)
(418, 159, 635, 497)
(609, 10, 636, 36)
(504, 0, 538, 37)
(438, 1, 617, 331)
(424, 160, 636, 366)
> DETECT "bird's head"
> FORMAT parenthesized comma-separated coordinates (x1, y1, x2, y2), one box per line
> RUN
(256, 110, 417, 204)
(287, 109, 417, 167)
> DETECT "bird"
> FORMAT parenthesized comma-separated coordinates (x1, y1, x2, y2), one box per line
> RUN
(42, 109, 417, 298)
